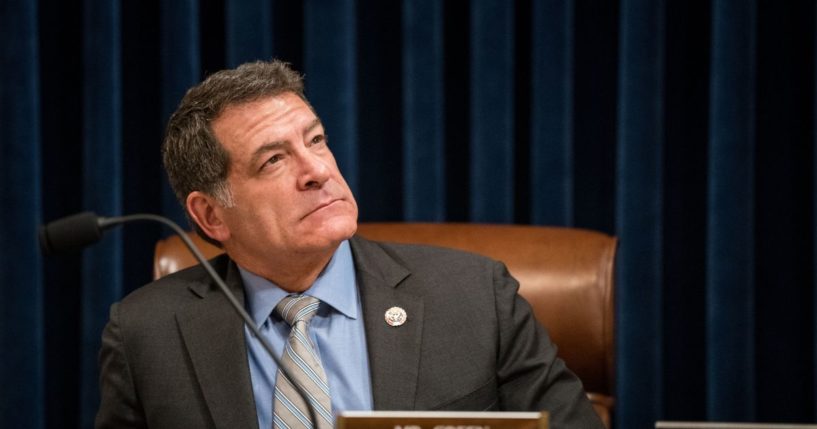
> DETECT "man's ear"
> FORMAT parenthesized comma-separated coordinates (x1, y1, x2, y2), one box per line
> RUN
(186, 191, 231, 242)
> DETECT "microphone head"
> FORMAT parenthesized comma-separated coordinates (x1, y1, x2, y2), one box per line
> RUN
(39, 211, 104, 255)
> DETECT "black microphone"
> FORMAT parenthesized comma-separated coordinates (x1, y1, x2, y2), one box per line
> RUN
(39, 211, 108, 255)
(39, 212, 320, 427)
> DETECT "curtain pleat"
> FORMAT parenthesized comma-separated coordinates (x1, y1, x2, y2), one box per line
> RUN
(80, 0, 123, 426)
(706, 0, 757, 421)
(470, 0, 515, 222)
(402, 0, 445, 221)
(572, 0, 618, 234)
(160, 0, 200, 225)
(226, 0, 272, 67)
(530, 0, 573, 226)
(0, 1, 44, 427)
(5, 1, 817, 427)
(661, 0, 710, 420)
(304, 0, 359, 194)
(753, 2, 814, 420)
(356, 0, 404, 220)
(615, 1, 666, 427)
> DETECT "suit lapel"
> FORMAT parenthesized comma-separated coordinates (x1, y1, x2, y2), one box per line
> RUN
(176, 259, 258, 429)
(350, 237, 424, 411)
(173, 238, 425, 423)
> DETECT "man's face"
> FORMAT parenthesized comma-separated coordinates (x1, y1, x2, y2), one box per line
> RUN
(207, 92, 358, 269)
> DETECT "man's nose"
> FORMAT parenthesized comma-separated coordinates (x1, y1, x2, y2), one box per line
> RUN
(296, 150, 331, 190)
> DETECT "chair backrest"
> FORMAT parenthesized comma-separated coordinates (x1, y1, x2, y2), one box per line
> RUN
(153, 223, 616, 427)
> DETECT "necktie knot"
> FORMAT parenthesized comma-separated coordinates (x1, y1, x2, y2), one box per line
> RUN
(275, 294, 320, 327)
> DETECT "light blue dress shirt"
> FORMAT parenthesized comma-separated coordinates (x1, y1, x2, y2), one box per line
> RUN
(241, 240, 373, 429)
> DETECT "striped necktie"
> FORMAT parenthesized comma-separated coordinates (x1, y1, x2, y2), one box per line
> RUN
(273, 295, 333, 429)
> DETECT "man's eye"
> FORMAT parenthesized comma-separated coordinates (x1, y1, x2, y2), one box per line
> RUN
(310, 134, 326, 146)
(265, 154, 283, 165)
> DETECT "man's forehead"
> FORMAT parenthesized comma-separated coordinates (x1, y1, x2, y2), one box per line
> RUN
(214, 94, 320, 137)
(212, 94, 323, 168)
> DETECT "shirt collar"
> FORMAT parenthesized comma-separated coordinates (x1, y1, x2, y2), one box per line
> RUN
(240, 240, 359, 326)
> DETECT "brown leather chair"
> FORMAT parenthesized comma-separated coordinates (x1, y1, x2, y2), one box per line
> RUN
(154, 223, 617, 428)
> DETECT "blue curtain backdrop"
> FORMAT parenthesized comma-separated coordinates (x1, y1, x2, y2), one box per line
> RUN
(1, 0, 815, 427)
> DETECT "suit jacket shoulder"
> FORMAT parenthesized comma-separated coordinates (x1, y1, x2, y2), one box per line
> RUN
(96, 254, 258, 429)
(349, 236, 604, 429)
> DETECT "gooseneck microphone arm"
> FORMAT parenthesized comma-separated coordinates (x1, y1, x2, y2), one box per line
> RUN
(39, 212, 318, 428)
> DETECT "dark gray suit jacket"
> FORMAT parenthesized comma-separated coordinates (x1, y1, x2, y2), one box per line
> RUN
(96, 236, 603, 429)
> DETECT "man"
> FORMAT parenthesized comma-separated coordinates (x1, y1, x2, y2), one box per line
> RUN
(96, 60, 604, 429)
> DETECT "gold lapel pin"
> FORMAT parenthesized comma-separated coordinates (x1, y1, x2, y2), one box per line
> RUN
(384, 306, 407, 327)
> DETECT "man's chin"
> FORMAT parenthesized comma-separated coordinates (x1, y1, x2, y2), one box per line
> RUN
(323, 218, 358, 242)
(298, 217, 357, 246)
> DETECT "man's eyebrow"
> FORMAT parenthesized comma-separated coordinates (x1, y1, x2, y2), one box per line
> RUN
(305, 118, 322, 134)
(249, 141, 285, 168)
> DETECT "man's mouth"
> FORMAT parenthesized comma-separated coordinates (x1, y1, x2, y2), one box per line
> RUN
(301, 199, 341, 219)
